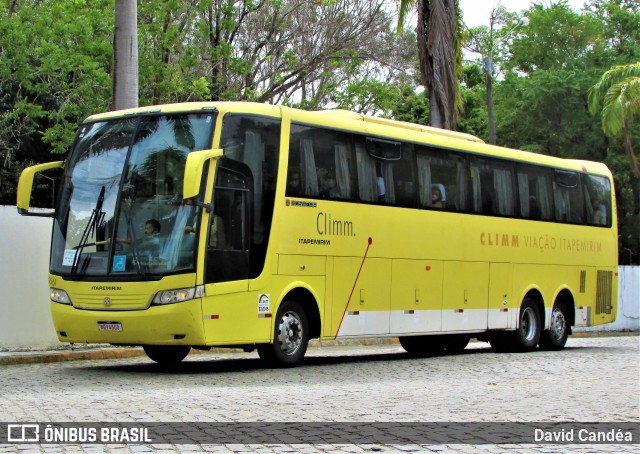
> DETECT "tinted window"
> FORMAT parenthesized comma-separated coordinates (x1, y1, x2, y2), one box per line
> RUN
(219, 114, 280, 278)
(583, 173, 612, 227)
(471, 156, 516, 216)
(516, 164, 554, 220)
(288, 124, 356, 201)
(554, 170, 584, 223)
(416, 145, 469, 211)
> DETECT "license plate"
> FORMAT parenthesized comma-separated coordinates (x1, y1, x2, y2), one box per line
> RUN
(97, 321, 122, 332)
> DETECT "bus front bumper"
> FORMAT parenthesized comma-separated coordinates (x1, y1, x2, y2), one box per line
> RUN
(50, 299, 206, 345)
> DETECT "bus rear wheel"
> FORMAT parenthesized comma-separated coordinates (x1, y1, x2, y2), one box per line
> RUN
(539, 302, 569, 351)
(143, 345, 191, 365)
(490, 298, 541, 353)
(257, 300, 309, 367)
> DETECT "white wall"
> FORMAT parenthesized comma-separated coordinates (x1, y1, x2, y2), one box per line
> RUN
(0, 205, 637, 349)
(0, 205, 58, 349)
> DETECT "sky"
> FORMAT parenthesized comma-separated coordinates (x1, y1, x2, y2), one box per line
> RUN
(459, 0, 589, 28)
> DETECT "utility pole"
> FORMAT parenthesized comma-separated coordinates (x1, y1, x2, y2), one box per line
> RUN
(465, 11, 528, 145)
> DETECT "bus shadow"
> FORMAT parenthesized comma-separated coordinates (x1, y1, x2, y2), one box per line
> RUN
(87, 343, 595, 375)
(90, 345, 499, 375)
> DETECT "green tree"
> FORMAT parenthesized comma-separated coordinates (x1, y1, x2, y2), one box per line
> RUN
(588, 62, 640, 179)
(0, 0, 113, 205)
(506, 1, 602, 74)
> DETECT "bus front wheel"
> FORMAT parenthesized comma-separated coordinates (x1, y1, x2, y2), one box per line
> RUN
(258, 300, 309, 367)
(143, 345, 191, 365)
(539, 302, 569, 351)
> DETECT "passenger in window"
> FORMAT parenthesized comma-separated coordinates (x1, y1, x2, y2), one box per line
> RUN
(321, 176, 340, 198)
(287, 170, 302, 196)
(376, 176, 386, 202)
(431, 186, 444, 208)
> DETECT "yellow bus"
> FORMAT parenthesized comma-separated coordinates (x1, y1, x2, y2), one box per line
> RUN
(17, 101, 618, 366)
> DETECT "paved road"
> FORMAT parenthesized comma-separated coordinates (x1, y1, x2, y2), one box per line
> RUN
(0, 335, 638, 453)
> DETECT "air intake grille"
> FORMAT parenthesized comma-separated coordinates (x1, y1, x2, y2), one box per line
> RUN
(579, 270, 586, 293)
(596, 270, 613, 314)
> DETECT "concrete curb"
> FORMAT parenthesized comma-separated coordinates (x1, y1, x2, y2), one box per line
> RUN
(0, 332, 635, 366)
(0, 347, 146, 366)
(0, 338, 400, 366)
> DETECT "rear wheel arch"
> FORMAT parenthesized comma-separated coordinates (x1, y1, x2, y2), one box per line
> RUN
(553, 288, 575, 328)
(522, 289, 545, 327)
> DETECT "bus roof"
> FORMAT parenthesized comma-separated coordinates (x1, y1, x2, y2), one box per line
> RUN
(83, 101, 612, 178)
(313, 109, 485, 144)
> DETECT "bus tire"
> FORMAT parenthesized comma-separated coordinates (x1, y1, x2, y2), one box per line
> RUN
(258, 300, 309, 367)
(489, 332, 511, 352)
(443, 334, 470, 353)
(490, 298, 541, 353)
(514, 297, 542, 352)
(143, 345, 190, 365)
(539, 302, 569, 351)
(399, 335, 445, 355)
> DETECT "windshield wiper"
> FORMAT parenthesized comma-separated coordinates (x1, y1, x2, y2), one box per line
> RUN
(71, 186, 106, 277)
(121, 203, 146, 277)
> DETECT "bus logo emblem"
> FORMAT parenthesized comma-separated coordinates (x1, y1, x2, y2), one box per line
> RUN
(104, 297, 111, 307)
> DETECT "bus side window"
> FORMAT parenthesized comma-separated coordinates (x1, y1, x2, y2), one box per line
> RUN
(416, 146, 468, 211)
(583, 173, 611, 226)
(516, 164, 554, 221)
(289, 124, 357, 202)
(554, 170, 584, 223)
(355, 139, 377, 202)
(470, 157, 516, 216)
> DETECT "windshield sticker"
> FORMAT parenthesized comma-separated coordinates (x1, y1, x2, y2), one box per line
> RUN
(62, 249, 78, 267)
(112, 255, 126, 272)
(258, 294, 270, 313)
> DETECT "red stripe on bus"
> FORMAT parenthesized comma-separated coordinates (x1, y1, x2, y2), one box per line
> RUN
(337, 237, 373, 334)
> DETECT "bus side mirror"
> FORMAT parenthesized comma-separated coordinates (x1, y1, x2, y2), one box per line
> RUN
(183, 148, 223, 200)
(17, 161, 64, 216)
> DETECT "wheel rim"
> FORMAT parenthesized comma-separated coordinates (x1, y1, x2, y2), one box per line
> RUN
(520, 307, 538, 342)
(549, 307, 567, 342)
(277, 311, 303, 356)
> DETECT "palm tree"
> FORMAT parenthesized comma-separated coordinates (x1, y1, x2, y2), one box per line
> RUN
(588, 62, 640, 179)
(113, 0, 139, 110)
(398, 0, 461, 130)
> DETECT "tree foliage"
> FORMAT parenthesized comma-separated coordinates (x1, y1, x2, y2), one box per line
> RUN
(588, 62, 640, 178)
(0, 0, 414, 205)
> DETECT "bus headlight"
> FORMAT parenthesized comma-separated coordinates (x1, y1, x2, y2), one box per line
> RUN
(153, 287, 196, 305)
(50, 288, 72, 305)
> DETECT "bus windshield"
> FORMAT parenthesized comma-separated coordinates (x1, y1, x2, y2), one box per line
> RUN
(51, 112, 216, 279)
